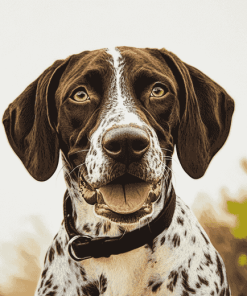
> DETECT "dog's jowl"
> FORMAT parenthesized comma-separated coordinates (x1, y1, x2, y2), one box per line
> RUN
(3, 47, 234, 295)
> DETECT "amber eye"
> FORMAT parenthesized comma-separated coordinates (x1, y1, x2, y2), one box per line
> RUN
(151, 86, 167, 97)
(72, 90, 89, 102)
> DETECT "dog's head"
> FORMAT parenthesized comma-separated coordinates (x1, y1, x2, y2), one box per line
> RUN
(3, 47, 234, 228)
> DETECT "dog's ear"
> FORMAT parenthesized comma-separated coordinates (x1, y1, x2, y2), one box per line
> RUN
(3, 58, 70, 181)
(160, 49, 234, 179)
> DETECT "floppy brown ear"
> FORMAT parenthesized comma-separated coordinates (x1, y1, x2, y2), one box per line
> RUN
(161, 49, 234, 179)
(3, 58, 70, 181)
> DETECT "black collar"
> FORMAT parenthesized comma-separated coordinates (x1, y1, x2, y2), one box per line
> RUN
(64, 186, 176, 261)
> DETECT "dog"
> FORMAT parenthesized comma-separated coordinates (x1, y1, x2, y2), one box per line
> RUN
(3, 46, 234, 295)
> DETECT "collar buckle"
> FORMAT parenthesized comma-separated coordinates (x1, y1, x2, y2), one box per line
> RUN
(68, 235, 93, 261)
(67, 234, 114, 261)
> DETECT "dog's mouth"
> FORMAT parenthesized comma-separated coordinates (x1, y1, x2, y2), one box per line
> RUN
(93, 173, 162, 223)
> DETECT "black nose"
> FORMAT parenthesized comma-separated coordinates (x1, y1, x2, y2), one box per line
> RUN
(102, 127, 150, 164)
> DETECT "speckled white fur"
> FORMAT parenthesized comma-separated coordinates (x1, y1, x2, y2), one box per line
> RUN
(84, 47, 164, 188)
(34, 47, 230, 296)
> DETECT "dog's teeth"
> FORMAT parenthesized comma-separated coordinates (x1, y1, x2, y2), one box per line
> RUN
(96, 190, 106, 204)
(143, 206, 152, 213)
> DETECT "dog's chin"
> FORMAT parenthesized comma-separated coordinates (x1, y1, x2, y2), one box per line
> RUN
(83, 174, 162, 224)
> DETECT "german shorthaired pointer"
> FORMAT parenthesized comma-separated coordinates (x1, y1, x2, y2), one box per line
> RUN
(3, 47, 234, 295)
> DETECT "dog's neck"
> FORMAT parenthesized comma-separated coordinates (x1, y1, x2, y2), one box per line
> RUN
(63, 174, 176, 261)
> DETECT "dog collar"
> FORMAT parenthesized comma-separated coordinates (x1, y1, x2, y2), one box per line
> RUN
(64, 186, 176, 261)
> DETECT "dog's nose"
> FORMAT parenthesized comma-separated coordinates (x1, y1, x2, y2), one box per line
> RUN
(102, 127, 150, 164)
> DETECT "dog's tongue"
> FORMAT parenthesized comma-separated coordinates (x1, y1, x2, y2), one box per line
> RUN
(98, 182, 151, 214)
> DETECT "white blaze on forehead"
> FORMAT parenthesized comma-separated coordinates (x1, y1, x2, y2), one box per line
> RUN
(105, 47, 143, 126)
(106, 47, 123, 105)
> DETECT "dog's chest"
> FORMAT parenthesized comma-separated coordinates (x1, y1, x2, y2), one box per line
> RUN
(79, 245, 173, 296)
(36, 198, 228, 296)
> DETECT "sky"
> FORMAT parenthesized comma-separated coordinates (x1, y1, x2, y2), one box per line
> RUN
(0, 0, 247, 277)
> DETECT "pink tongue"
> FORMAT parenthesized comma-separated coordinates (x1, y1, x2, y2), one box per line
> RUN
(98, 183, 151, 214)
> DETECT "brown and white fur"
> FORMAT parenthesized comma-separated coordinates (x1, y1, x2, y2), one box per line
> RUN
(3, 46, 234, 295)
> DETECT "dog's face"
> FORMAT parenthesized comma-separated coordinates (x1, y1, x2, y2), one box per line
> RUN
(57, 47, 179, 224)
(3, 46, 234, 229)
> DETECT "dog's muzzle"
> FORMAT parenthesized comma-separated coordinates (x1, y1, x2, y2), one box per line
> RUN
(95, 126, 156, 215)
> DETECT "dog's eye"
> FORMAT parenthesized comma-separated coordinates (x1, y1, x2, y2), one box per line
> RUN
(151, 86, 167, 97)
(73, 90, 89, 102)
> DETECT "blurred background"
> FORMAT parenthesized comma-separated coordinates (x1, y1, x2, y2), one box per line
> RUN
(0, 1, 246, 295)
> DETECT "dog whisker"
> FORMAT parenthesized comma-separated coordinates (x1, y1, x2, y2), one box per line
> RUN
(68, 163, 85, 177)
(163, 156, 180, 166)
(158, 160, 174, 177)
(56, 163, 68, 182)
(77, 164, 85, 181)
(162, 164, 174, 175)
(63, 170, 73, 184)
(70, 149, 90, 154)
(160, 148, 173, 153)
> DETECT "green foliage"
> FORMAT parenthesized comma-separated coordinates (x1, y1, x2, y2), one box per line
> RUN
(238, 254, 247, 267)
(227, 199, 247, 239)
